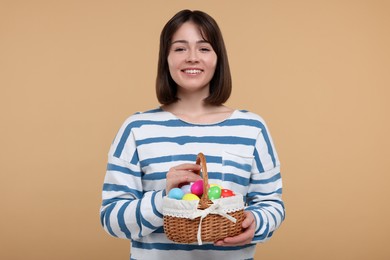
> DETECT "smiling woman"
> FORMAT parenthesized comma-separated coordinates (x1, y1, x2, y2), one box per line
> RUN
(100, 9, 284, 260)
(167, 22, 217, 97)
(156, 10, 231, 107)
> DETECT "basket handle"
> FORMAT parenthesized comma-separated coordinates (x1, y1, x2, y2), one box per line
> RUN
(196, 153, 209, 208)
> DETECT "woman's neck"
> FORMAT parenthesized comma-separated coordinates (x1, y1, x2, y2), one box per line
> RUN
(161, 101, 234, 124)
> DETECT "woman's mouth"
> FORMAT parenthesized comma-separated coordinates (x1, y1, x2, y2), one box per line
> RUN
(182, 69, 203, 75)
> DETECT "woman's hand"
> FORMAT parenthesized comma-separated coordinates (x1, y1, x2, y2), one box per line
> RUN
(214, 211, 256, 247)
(165, 163, 202, 193)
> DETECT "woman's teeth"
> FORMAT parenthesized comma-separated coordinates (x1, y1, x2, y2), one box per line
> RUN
(183, 69, 202, 74)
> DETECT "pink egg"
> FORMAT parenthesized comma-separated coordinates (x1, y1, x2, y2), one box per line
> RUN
(190, 180, 204, 196)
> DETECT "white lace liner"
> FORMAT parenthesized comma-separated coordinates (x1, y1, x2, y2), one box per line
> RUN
(163, 194, 245, 245)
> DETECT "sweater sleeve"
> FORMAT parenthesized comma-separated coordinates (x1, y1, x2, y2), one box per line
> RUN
(100, 119, 165, 240)
(245, 121, 285, 243)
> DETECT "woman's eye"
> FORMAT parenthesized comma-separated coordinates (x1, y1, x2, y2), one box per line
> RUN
(174, 47, 185, 52)
(200, 48, 211, 52)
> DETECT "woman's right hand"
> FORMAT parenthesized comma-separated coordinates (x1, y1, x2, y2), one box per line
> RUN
(165, 163, 202, 193)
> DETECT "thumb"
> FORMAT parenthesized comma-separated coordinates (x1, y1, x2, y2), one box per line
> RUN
(242, 211, 255, 229)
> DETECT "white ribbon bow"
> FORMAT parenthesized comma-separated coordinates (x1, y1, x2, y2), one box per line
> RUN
(190, 202, 237, 245)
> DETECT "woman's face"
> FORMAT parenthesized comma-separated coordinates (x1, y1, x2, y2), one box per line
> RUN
(167, 22, 217, 96)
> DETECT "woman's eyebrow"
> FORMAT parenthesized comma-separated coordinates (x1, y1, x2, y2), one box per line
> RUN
(171, 40, 210, 44)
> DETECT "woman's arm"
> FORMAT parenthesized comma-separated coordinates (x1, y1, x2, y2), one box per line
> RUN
(217, 119, 285, 246)
(100, 118, 167, 240)
(247, 122, 285, 243)
(100, 155, 165, 240)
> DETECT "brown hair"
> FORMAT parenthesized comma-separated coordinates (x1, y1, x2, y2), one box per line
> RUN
(156, 9, 232, 105)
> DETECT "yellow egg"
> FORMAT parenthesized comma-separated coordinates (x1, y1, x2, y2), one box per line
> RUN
(182, 193, 200, 201)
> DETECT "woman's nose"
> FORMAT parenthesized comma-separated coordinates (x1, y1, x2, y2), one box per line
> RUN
(185, 49, 199, 63)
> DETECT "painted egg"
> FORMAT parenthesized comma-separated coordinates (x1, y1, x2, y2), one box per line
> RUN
(190, 180, 204, 196)
(168, 188, 184, 200)
(208, 186, 222, 200)
(221, 189, 235, 198)
(180, 184, 192, 194)
(182, 193, 200, 201)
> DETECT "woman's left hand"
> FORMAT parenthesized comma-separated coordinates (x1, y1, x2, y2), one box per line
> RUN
(214, 211, 255, 247)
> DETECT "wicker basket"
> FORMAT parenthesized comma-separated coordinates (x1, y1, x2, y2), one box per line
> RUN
(163, 153, 244, 245)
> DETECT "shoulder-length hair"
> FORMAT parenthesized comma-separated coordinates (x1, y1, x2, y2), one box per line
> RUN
(156, 9, 232, 106)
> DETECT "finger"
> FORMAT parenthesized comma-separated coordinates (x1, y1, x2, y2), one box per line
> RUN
(166, 170, 202, 191)
(172, 163, 201, 171)
(167, 164, 200, 179)
(175, 171, 202, 183)
(219, 223, 255, 246)
(171, 173, 190, 184)
(214, 240, 224, 246)
(222, 232, 248, 245)
(242, 211, 255, 229)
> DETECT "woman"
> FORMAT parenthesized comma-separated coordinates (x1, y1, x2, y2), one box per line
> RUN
(100, 9, 284, 260)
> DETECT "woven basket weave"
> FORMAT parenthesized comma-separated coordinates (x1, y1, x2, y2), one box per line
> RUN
(163, 153, 244, 244)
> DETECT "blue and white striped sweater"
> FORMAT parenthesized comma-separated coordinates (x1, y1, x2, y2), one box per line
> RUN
(100, 108, 284, 260)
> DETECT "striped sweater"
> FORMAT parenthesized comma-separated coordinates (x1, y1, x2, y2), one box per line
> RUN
(100, 108, 284, 260)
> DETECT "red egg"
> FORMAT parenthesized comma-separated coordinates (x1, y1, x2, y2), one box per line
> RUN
(191, 180, 204, 196)
(221, 189, 235, 198)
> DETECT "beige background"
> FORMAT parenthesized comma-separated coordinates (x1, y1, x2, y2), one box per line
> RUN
(1, 0, 389, 259)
